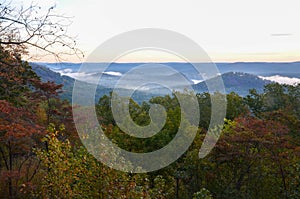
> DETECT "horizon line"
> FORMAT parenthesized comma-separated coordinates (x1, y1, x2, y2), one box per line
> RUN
(31, 60, 300, 64)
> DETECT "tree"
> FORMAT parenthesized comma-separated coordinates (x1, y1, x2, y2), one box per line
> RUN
(202, 116, 297, 198)
(0, 100, 45, 198)
(0, 1, 81, 194)
(0, 42, 48, 198)
(0, 0, 82, 61)
(193, 188, 213, 199)
(0, 45, 39, 106)
(244, 88, 264, 116)
(33, 81, 63, 125)
(36, 125, 162, 198)
(226, 92, 249, 120)
(245, 83, 300, 119)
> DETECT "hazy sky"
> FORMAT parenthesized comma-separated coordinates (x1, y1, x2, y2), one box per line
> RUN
(25, 0, 300, 62)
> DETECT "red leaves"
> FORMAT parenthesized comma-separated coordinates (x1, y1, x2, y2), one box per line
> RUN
(214, 115, 296, 166)
(33, 80, 63, 99)
(0, 100, 45, 145)
(233, 116, 289, 143)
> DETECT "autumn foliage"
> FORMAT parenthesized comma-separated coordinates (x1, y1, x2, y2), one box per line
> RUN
(1, 43, 299, 198)
(0, 29, 299, 199)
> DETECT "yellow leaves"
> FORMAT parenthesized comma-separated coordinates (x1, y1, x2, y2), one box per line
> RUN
(35, 127, 155, 198)
(36, 105, 47, 125)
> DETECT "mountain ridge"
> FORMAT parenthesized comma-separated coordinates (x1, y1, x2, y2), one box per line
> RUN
(193, 72, 272, 96)
(30, 63, 283, 102)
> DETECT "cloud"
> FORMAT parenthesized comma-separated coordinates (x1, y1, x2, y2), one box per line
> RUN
(270, 33, 293, 37)
(259, 75, 300, 85)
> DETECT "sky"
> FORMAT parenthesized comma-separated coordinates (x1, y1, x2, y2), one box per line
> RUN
(23, 0, 300, 62)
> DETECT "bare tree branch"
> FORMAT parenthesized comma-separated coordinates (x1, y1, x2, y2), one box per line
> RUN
(0, 0, 83, 61)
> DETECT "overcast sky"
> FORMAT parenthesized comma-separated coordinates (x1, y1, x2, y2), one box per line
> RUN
(24, 0, 300, 62)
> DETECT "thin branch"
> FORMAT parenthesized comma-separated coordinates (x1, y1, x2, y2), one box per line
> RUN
(0, 1, 84, 61)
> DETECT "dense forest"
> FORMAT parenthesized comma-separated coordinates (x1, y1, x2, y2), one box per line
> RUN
(1, 1, 299, 198)
(0, 41, 299, 198)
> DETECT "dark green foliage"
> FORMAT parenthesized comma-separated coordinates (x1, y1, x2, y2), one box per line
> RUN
(91, 83, 299, 198)
(0, 46, 39, 106)
(1, 48, 299, 198)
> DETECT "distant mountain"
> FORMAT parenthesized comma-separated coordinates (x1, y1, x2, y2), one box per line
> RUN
(31, 63, 275, 102)
(215, 62, 300, 78)
(193, 72, 273, 96)
(30, 63, 111, 102)
(36, 62, 300, 78)
(30, 63, 160, 104)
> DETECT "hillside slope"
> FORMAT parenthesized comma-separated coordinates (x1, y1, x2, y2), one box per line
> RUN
(31, 63, 274, 101)
(193, 72, 272, 96)
(30, 63, 111, 102)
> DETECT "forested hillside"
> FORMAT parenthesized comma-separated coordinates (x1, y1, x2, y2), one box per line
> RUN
(31, 63, 275, 103)
(193, 72, 272, 96)
(1, 43, 299, 198)
(0, 1, 299, 198)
